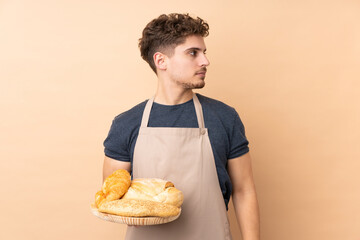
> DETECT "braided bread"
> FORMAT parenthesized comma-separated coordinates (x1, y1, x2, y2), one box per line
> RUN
(122, 178, 184, 207)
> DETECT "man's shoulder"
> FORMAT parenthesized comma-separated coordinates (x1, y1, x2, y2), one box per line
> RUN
(197, 93, 236, 114)
(113, 99, 148, 125)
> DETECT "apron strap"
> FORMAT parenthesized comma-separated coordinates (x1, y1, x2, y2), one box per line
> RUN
(140, 93, 205, 128)
(140, 95, 155, 128)
(192, 93, 205, 129)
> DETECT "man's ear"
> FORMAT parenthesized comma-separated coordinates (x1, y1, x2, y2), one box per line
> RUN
(153, 52, 167, 71)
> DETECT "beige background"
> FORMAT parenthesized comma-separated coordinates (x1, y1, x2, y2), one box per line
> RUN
(1, 0, 359, 239)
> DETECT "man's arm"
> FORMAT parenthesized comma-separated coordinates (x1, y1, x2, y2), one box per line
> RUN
(228, 152, 260, 240)
(102, 156, 131, 182)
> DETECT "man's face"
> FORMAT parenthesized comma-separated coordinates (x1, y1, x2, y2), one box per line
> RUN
(165, 35, 210, 89)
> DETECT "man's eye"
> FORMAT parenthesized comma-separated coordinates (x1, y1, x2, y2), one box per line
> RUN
(190, 51, 197, 56)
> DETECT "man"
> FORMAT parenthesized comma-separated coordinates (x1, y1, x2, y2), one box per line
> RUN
(102, 13, 260, 240)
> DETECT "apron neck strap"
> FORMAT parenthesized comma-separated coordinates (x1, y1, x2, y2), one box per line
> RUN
(193, 93, 205, 129)
(140, 93, 205, 128)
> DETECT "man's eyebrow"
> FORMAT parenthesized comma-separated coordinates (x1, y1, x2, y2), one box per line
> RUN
(184, 47, 207, 52)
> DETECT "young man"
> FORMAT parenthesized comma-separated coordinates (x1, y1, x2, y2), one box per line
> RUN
(102, 13, 260, 240)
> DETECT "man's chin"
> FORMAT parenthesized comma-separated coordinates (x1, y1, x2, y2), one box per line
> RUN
(177, 79, 205, 89)
(193, 82, 205, 89)
(191, 79, 206, 89)
(185, 82, 205, 89)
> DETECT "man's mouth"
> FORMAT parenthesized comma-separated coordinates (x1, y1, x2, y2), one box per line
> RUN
(195, 70, 207, 77)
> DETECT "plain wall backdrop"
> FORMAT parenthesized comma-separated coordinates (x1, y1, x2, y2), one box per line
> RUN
(1, 0, 359, 239)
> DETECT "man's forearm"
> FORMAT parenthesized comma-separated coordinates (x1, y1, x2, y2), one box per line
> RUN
(232, 190, 260, 240)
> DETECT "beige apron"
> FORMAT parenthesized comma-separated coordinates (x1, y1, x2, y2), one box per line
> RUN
(125, 93, 232, 240)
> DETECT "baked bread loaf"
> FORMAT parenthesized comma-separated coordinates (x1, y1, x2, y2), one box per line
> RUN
(94, 172, 183, 219)
(122, 178, 184, 207)
(98, 199, 181, 217)
(95, 169, 131, 207)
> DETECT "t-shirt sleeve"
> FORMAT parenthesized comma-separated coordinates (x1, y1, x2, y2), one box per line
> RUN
(103, 118, 131, 162)
(228, 108, 249, 159)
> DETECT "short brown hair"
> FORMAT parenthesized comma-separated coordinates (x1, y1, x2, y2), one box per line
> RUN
(138, 13, 209, 73)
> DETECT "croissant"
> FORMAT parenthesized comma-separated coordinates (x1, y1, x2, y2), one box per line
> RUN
(95, 169, 131, 207)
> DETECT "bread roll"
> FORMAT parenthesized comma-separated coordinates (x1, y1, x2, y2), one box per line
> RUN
(98, 199, 180, 217)
(122, 178, 184, 208)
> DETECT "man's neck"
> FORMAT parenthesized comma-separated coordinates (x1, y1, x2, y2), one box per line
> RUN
(154, 80, 194, 105)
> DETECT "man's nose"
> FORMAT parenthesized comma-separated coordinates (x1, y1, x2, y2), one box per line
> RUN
(199, 54, 210, 67)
